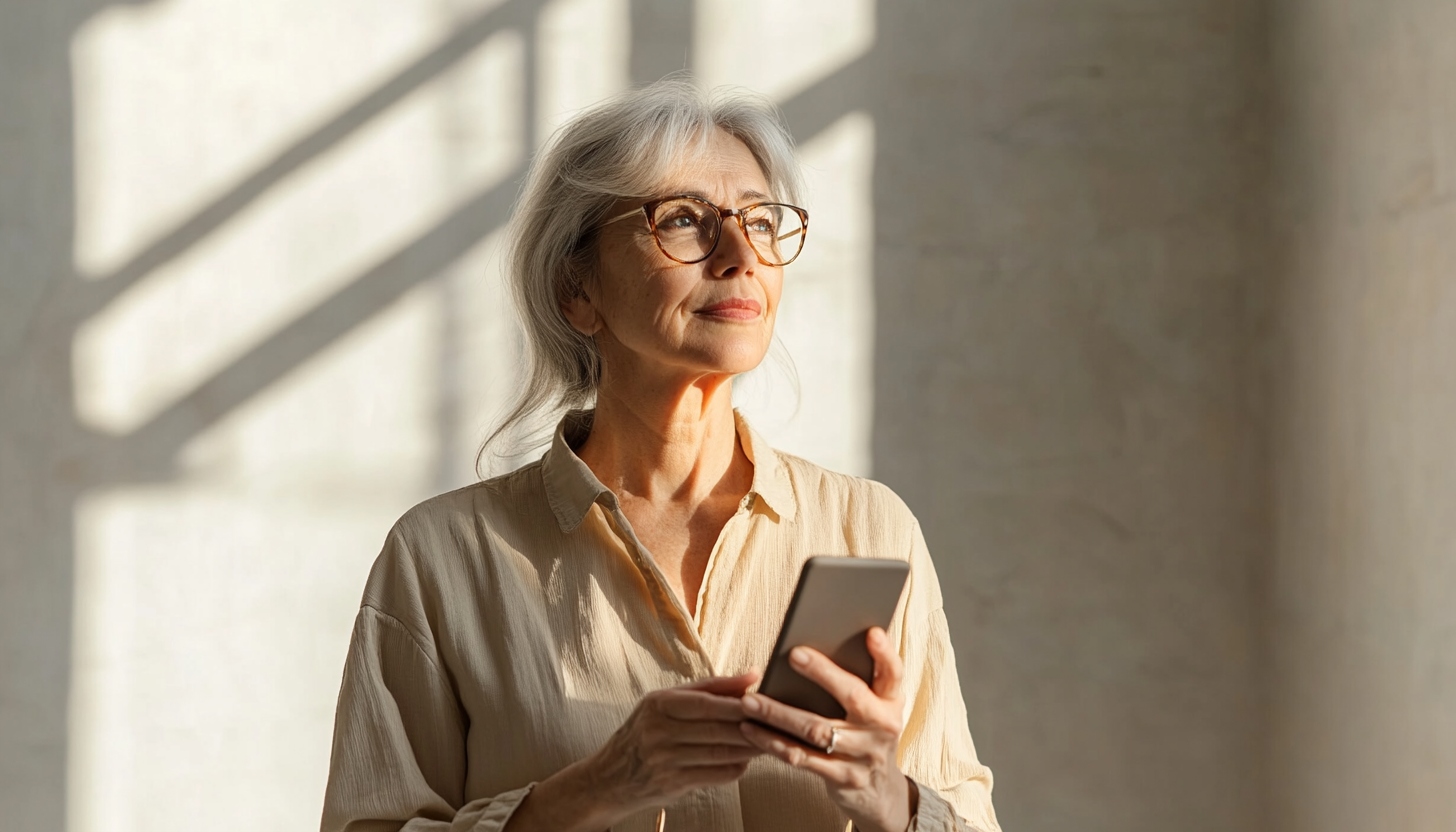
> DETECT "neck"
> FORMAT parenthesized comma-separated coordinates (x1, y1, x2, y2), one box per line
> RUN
(576, 370, 747, 505)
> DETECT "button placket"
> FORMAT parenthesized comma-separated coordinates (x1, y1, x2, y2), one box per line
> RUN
(600, 501, 713, 673)
(692, 493, 760, 673)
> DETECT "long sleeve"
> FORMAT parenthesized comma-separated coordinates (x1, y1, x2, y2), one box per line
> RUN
(321, 414, 1006, 831)
(895, 522, 1002, 832)
(320, 605, 532, 832)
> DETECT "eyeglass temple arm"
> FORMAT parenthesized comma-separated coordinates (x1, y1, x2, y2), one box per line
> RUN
(601, 207, 647, 226)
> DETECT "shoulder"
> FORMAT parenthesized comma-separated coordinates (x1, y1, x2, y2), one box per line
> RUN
(769, 449, 922, 558)
(778, 449, 916, 520)
(381, 459, 558, 571)
(362, 460, 549, 613)
(389, 460, 547, 545)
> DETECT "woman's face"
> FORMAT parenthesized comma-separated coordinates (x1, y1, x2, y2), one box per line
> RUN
(564, 129, 783, 389)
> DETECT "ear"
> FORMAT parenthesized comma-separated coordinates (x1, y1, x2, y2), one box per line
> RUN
(560, 281, 603, 337)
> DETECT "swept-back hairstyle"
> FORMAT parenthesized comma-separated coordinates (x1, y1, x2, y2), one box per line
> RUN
(478, 77, 804, 468)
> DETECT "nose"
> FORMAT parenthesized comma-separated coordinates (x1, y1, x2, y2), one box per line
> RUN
(708, 214, 758, 278)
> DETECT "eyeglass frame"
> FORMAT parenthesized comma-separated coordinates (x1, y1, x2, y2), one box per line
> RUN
(599, 195, 810, 267)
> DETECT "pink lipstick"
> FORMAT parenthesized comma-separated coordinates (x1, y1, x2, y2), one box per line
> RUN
(696, 298, 762, 321)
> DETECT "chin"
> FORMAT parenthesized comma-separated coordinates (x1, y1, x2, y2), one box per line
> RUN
(687, 342, 770, 377)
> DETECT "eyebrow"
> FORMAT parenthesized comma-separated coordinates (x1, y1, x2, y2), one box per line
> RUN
(668, 188, 774, 204)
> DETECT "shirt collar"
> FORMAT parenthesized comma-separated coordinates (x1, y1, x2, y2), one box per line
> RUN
(541, 410, 614, 533)
(541, 408, 798, 534)
(733, 409, 798, 522)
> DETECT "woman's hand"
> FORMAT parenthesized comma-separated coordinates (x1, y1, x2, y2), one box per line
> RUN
(590, 671, 764, 811)
(506, 672, 763, 832)
(739, 627, 918, 832)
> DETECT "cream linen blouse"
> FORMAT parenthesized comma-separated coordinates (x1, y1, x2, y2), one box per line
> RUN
(321, 411, 1001, 832)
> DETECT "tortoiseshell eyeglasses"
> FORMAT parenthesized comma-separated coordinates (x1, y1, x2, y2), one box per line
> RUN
(600, 195, 810, 267)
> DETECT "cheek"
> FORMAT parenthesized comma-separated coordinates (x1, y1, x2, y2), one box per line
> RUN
(763, 274, 785, 318)
(601, 271, 697, 342)
(592, 252, 674, 329)
(644, 279, 698, 334)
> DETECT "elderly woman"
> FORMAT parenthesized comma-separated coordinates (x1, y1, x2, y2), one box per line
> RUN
(321, 80, 1001, 832)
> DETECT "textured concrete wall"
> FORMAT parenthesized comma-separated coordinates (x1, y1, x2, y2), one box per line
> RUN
(21, 1, 1456, 831)
(1269, 2, 1456, 830)
(868, 2, 1268, 830)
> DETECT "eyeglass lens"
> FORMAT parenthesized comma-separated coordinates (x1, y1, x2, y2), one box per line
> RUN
(650, 197, 806, 265)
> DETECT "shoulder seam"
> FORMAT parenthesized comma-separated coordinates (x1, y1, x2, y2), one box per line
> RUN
(358, 604, 466, 734)
(360, 603, 445, 676)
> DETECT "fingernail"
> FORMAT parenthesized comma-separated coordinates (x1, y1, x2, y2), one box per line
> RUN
(742, 694, 761, 715)
(790, 647, 809, 667)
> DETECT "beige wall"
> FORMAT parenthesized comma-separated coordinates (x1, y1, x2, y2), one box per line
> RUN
(868, 3, 1267, 830)
(3, 0, 1455, 830)
(1270, 2, 1456, 830)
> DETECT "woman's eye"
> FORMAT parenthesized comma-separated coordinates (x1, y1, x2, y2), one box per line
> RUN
(657, 212, 704, 231)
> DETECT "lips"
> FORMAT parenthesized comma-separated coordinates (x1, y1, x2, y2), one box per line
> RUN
(696, 298, 763, 320)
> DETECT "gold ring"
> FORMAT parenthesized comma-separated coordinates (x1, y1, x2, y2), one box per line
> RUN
(824, 726, 841, 756)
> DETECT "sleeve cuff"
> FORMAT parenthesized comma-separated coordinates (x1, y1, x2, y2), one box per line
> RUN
(906, 778, 987, 832)
(468, 782, 536, 832)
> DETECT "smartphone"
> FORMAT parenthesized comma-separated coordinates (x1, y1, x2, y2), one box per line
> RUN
(756, 556, 911, 720)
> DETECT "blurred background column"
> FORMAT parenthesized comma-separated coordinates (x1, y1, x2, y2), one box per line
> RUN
(869, 3, 1268, 831)
(1269, 1, 1456, 830)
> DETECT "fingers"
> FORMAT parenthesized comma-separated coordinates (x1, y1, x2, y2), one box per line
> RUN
(654, 688, 749, 723)
(738, 721, 856, 779)
(638, 710, 762, 778)
(738, 719, 868, 760)
(740, 691, 840, 752)
(866, 627, 905, 701)
(784, 646, 878, 721)
(657, 715, 757, 747)
(659, 739, 762, 766)
(682, 671, 760, 697)
(598, 679, 768, 813)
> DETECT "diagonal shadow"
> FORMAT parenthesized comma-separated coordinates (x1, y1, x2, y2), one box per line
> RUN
(100, 173, 522, 479)
(87, 1, 867, 485)
(54, 0, 534, 327)
(777, 53, 876, 148)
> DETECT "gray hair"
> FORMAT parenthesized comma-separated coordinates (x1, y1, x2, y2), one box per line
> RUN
(479, 78, 804, 468)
